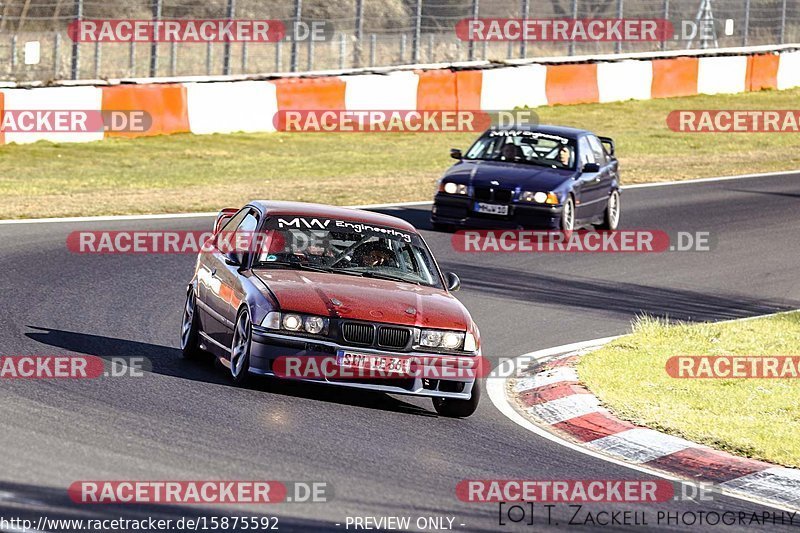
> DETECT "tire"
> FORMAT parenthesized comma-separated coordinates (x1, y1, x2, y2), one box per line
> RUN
(597, 189, 621, 230)
(560, 195, 576, 232)
(229, 308, 253, 385)
(432, 382, 481, 418)
(180, 290, 203, 359)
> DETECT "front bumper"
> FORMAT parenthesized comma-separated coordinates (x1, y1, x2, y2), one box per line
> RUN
(432, 193, 563, 229)
(249, 327, 476, 400)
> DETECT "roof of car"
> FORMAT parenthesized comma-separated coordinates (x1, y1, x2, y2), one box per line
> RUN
(248, 201, 418, 233)
(489, 123, 591, 139)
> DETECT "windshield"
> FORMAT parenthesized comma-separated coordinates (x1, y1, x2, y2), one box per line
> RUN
(464, 129, 577, 170)
(252, 217, 444, 289)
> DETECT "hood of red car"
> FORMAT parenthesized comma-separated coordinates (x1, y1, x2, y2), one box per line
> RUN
(253, 269, 471, 330)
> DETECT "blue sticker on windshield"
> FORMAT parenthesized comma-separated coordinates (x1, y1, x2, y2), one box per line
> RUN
(266, 255, 278, 261)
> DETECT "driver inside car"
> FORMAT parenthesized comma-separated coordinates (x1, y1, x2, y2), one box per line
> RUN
(351, 241, 398, 268)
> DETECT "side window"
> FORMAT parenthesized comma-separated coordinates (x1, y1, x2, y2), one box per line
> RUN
(578, 137, 595, 166)
(587, 135, 607, 165)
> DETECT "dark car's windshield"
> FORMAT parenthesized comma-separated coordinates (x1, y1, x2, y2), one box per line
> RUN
(464, 130, 577, 170)
(251, 218, 444, 289)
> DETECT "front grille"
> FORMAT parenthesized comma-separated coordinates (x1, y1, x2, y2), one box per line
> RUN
(341, 322, 375, 345)
(473, 187, 513, 204)
(494, 189, 513, 203)
(474, 187, 492, 201)
(377, 326, 411, 349)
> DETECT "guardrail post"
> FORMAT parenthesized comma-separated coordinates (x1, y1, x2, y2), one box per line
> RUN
(370, 33, 376, 67)
(743, 0, 750, 46)
(70, 0, 82, 79)
(412, 0, 422, 62)
(223, 0, 235, 76)
(569, 0, 578, 56)
(149, 0, 162, 77)
(780, 0, 787, 44)
(661, 0, 669, 50)
(354, 0, 363, 67)
(290, 0, 301, 72)
(54, 32, 61, 78)
(93, 40, 100, 78)
(615, 0, 623, 54)
(467, 0, 478, 61)
(520, 0, 529, 58)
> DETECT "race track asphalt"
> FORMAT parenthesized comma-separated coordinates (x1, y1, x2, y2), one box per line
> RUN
(0, 172, 798, 532)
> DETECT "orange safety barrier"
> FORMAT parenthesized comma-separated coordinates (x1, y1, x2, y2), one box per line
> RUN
(746, 53, 779, 92)
(273, 77, 346, 111)
(651, 57, 698, 99)
(101, 84, 189, 138)
(545, 64, 599, 105)
(416, 69, 457, 111)
(455, 69, 482, 111)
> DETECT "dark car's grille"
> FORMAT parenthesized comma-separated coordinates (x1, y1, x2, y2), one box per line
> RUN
(341, 322, 375, 345)
(474, 187, 513, 204)
(377, 326, 411, 349)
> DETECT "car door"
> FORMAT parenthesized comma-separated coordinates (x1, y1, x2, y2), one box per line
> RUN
(575, 136, 606, 219)
(196, 207, 249, 345)
(215, 208, 260, 349)
(586, 134, 616, 211)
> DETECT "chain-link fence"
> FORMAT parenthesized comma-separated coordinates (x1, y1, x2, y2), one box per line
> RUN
(0, 0, 798, 82)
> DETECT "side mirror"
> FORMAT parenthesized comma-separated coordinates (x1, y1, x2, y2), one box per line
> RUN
(224, 251, 244, 267)
(213, 207, 238, 234)
(445, 272, 461, 292)
(450, 148, 463, 160)
(583, 162, 601, 173)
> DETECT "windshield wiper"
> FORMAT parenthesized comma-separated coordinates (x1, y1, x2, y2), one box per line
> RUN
(341, 270, 423, 285)
(254, 261, 331, 273)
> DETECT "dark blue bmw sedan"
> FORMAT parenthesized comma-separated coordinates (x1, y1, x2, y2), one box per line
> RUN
(431, 125, 620, 231)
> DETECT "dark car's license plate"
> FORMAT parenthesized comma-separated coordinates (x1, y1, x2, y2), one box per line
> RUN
(474, 202, 509, 215)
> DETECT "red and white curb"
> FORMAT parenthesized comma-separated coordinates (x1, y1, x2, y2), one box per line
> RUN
(487, 338, 800, 512)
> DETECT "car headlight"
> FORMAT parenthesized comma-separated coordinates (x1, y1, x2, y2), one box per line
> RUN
(441, 182, 468, 195)
(520, 191, 559, 204)
(464, 332, 478, 352)
(262, 311, 329, 335)
(418, 329, 465, 351)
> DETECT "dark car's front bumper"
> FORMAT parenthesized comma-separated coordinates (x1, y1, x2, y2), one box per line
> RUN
(249, 327, 476, 400)
(431, 193, 563, 229)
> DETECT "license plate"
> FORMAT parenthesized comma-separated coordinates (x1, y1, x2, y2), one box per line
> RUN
(336, 350, 411, 376)
(474, 202, 509, 215)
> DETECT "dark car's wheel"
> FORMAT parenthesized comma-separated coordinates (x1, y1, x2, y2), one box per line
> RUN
(597, 189, 620, 230)
(180, 290, 203, 359)
(560, 196, 576, 231)
(230, 308, 253, 385)
(432, 382, 481, 418)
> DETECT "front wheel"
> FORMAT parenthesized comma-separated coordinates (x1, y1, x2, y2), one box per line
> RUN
(229, 308, 253, 385)
(597, 189, 620, 230)
(560, 196, 576, 231)
(180, 290, 203, 359)
(432, 382, 481, 418)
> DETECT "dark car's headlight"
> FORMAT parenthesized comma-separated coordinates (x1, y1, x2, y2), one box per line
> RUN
(440, 182, 468, 195)
(262, 311, 329, 335)
(520, 191, 559, 204)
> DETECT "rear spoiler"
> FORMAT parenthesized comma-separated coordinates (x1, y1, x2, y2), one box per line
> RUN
(598, 136, 615, 157)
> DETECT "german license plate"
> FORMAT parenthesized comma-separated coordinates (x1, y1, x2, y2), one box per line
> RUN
(474, 202, 509, 215)
(336, 350, 411, 376)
